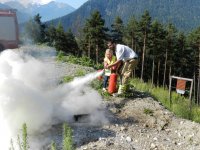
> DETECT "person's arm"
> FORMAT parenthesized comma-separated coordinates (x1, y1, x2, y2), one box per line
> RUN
(103, 57, 108, 68)
(104, 63, 108, 69)
(107, 59, 122, 69)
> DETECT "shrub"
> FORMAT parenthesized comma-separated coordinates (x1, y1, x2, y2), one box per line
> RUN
(56, 51, 103, 69)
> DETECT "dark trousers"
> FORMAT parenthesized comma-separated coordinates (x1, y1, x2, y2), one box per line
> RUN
(103, 75, 109, 88)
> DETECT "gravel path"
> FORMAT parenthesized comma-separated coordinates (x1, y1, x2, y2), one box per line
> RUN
(74, 95, 200, 150)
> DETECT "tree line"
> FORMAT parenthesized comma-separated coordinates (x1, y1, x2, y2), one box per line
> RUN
(24, 10, 200, 103)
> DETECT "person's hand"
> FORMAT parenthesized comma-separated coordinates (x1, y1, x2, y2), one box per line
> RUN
(107, 65, 111, 69)
(112, 65, 116, 71)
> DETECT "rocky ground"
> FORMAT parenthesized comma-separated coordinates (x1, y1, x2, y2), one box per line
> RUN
(74, 94, 200, 150)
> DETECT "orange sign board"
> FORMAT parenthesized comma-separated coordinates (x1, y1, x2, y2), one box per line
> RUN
(176, 79, 186, 90)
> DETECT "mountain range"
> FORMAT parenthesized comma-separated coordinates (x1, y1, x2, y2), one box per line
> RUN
(49, 0, 200, 33)
(0, 1, 75, 23)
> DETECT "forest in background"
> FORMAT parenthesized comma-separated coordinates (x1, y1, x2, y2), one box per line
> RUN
(23, 10, 200, 104)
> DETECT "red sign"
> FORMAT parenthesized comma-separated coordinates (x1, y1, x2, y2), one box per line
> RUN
(176, 79, 186, 90)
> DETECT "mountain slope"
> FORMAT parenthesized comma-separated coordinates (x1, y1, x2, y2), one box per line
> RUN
(0, 2, 10, 8)
(3, 1, 75, 22)
(32, 1, 75, 22)
(49, 0, 200, 33)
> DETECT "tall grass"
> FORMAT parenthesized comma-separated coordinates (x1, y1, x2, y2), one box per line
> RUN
(130, 78, 200, 122)
(22, 124, 28, 150)
(10, 123, 73, 150)
(10, 123, 29, 150)
(51, 141, 56, 150)
(62, 123, 74, 150)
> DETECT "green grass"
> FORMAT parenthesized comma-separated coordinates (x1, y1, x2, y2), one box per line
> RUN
(74, 70, 86, 77)
(51, 141, 56, 150)
(10, 123, 73, 150)
(63, 76, 74, 83)
(130, 78, 200, 123)
(57, 51, 103, 69)
(11, 123, 29, 150)
(90, 79, 114, 100)
(62, 69, 87, 83)
(22, 124, 28, 150)
(144, 108, 154, 115)
(62, 123, 74, 150)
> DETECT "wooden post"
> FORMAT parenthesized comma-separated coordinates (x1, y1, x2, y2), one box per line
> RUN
(169, 76, 193, 116)
(189, 79, 194, 119)
(189, 80, 193, 101)
(169, 76, 172, 108)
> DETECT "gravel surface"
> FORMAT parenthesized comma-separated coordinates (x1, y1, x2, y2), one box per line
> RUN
(72, 94, 200, 150)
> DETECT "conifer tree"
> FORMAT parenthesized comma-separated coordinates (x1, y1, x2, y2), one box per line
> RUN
(65, 29, 79, 56)
(54, 22, 68, 52)
(188, 27, 200, 103)
(124, 16, 139, 77)
(46, 24, 56, 47)
(173, 32, 188, 76)
(163, 23, 177, 87)
(82, 10, 108, 63)
(25, 14, 46, 44)
(111, 16, 124, 43)
(34, 14, 46, 43)
(138, 10, 151, 81)
(148, 20, 166, 85)
(125, 16, 138, 50)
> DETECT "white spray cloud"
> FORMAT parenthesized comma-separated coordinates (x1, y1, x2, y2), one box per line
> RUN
(0, 47, 106, 150)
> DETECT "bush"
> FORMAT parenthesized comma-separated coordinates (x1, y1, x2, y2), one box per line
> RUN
(56, 51, 103, 70)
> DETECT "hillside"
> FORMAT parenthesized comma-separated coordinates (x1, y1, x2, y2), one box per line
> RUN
(0, 3, 9, 9)
(45, 57, 200, 150)
(28, 1, 75, 22)
(49, 60, 200, 150)
(49, 0, 200, 33)
(1, 1, 75, 23)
